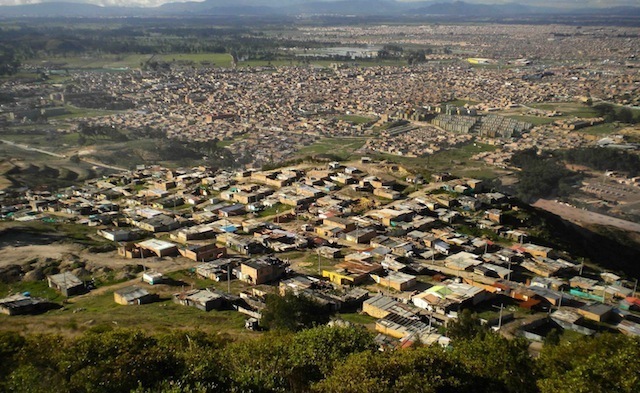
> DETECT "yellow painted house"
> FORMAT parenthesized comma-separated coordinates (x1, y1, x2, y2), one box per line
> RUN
(322, 260, 383, 286)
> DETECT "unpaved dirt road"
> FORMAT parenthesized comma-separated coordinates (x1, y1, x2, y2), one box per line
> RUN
(533, 199, 640, 233)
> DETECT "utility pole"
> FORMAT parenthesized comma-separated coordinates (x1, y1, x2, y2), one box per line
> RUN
(227, 264, 231, 294)
(558, 288, 563, 309)
(579, 261, 584, 276)
(492, 303, 505, 330)
(318, 251, 321, 275)
(63, 272, 68, 300)
(633, 279, 638, 298)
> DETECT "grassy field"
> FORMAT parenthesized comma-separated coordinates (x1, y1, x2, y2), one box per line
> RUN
(0, 280, 64, 302)
(0, 221, 109, 247)
(528, 102, 599, 118)
(0, 143, 103, 190)
(444, 98, 480, 107)
(0, 290, 254, 337)
(337, 114, 376, 124)
(578, 123, 621, 136)
(50, 105, 122, 120)
(258, 203, 287, 218)
(27, 54, 151, 70)
(338, 312, 377, 325)
(296, 137, 368, 160)
(505, 115, 557, 125)
(0, 262, 261, 337)
(373, 142, 499, 179)
(28, 53, 234, 70)
(156, 53, 233, 67)
(217, 139, 237, 148)
(0, 72, 40, 80)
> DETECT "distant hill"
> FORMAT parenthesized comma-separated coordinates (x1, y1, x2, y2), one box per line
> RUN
(284, 0, 407, 15)
(0, 2, 145, 17)
(157, 0, 277, 15)
(410, 1, 539, 16)
(0, 0, 638, 18)
(574, 6, 640, 16)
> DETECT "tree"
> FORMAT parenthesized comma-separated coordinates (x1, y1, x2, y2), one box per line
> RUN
(0, 44, 21, 76)
(617, 107, 634, 124)
(451, 332, 537, 393)
(0, 331, 26, 383)
(221, 331, 292, 392)
(313, 346, 479, 393)
(260, 292, 331, 332)
(592, 103, 623, 122)
(446, 309, 489, 340)
(288, 325, 375, 390)
(510, 149, 580, 202)
(5, 333, 69, 392)
(537, 334, 640, 393)
(61, 330, 179, 393)
(543, 328, 560, 347)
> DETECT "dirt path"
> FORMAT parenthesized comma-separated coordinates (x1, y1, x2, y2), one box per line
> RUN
(0, 139, 67, 158)
(0, 241, 196, 273)
(533, 199, 640, 233)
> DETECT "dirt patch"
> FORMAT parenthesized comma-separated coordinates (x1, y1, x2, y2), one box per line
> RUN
(0, 239, 195, 275)
(533, 199, 640, 233)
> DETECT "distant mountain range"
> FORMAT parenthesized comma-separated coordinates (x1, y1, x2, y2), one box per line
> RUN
(1, 0, 639, 18)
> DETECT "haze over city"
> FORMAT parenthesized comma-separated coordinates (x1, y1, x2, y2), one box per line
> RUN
(0, 2, 639, 393)
(0, 0, 638, 8)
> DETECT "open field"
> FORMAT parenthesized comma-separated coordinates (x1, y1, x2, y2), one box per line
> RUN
(527, 102, 599, 118)
(372, 142, 500, 179)
(156, 53, 233, 67)
(445, 98, 480, 107)
(336, 114, 377, 124)
(505, 115, 557, 125)
(497, 101, 601, 126)
(0, 146, 101, 191)
(619, 126, 640, 143)
(28, 53, 235, 70)
(296, 137, 368, 160)
(577, 123, 621, 136)
(533, 199, 640, 233)
(50, 105, 123, 120)
(27, 54, 151, 70)
(0, 288, 255, 337)
(0, 222, 258, 337)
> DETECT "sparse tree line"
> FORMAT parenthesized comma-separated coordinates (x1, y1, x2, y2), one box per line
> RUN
(377, 44, 452, 64)
(0, 25, 339, 69)
(591, 103, 640, 124)
(509, 147, 640, 202)
(0, 24, 454, 71)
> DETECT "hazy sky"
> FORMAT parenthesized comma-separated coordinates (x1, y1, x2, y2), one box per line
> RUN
(0, 0, 637, 8)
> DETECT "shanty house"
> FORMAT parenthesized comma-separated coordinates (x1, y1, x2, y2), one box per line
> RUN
(0, 294, 50, 316)
(47, 272, 85, 297)
(238, 256, 288, 285)
(173, 289, 223, 311)
(114, 286, 157, 305)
